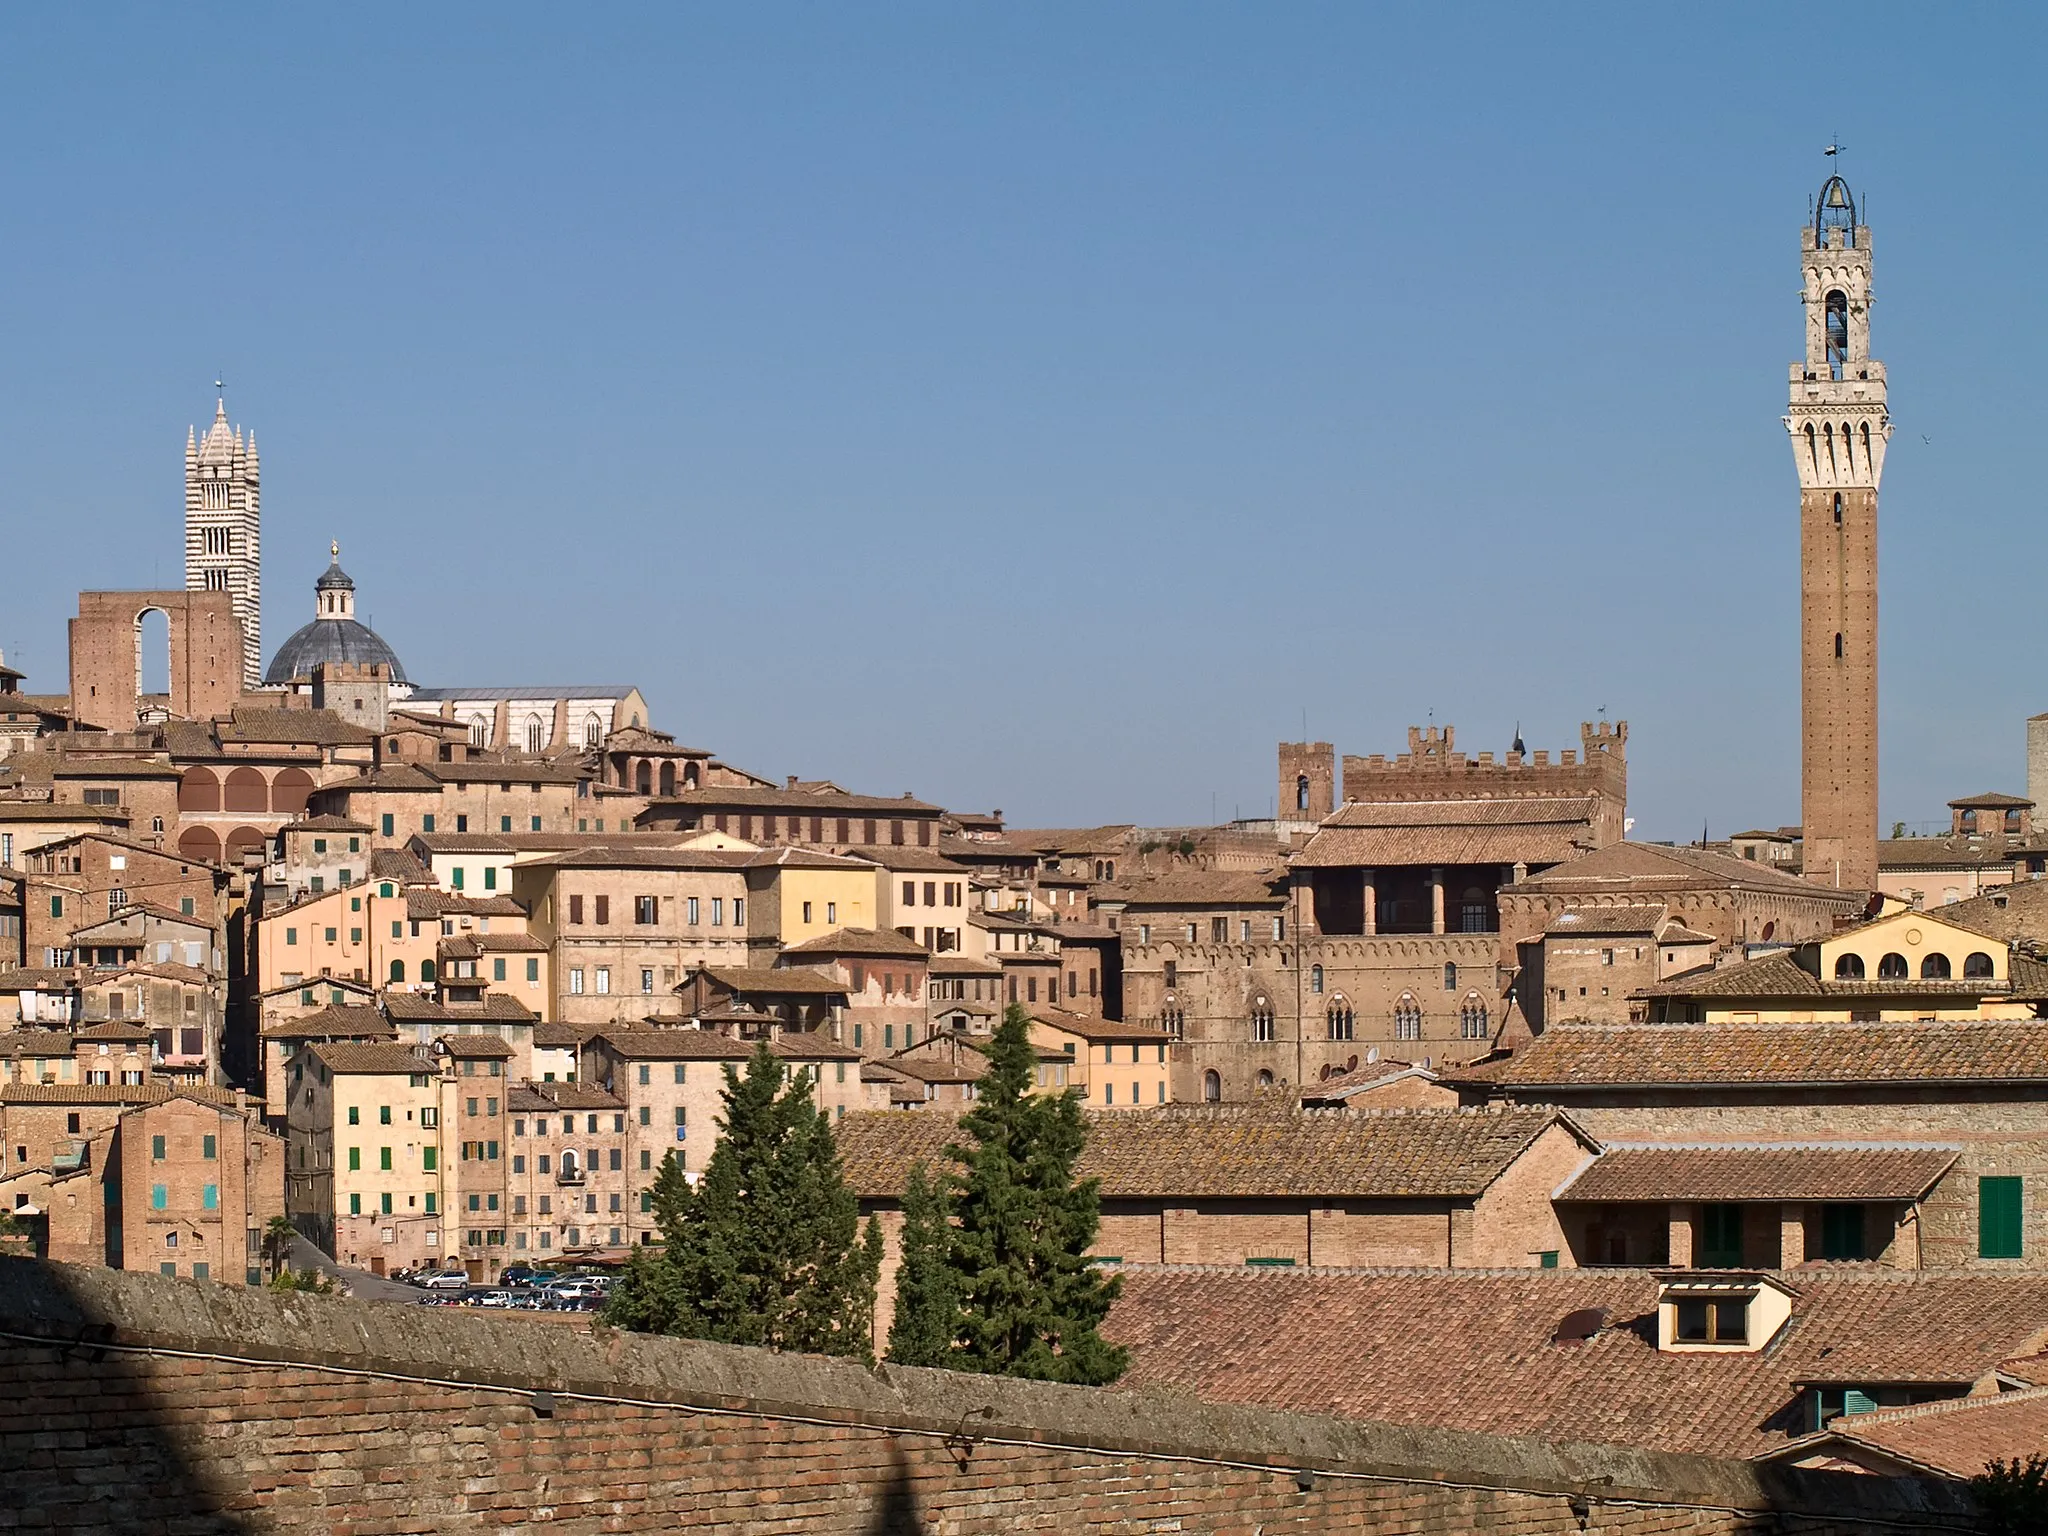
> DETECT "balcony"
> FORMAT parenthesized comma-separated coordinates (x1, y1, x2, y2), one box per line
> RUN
(555, 1168, 586, 1186)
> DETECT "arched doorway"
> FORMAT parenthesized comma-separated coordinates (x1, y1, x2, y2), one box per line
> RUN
(658, 762, 675, 796)
(223, 826, 266, 868)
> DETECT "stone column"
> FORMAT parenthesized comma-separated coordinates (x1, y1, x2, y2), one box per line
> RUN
(1361, 869, 1377, 935)
(1430, 868, 1446, 935)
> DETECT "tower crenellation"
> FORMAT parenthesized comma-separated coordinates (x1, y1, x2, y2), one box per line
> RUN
(184, 392, 262, 687)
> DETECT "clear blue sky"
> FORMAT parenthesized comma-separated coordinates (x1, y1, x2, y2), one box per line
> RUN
(2, 5, 2041, 839)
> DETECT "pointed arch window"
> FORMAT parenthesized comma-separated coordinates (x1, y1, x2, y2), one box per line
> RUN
(469, 717, 488, 749)
(1459, 993, 1489, 1040)
(1326, 997, 1354, 1041)
(1394, 994, 1422, 1042)
(524, 714, 545, 754)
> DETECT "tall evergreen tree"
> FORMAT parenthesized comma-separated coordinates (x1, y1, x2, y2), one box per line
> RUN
(604, 1041, 881, 1360)
(885, 1161, 962, 1367)
(944, 1005, 1126, 1384)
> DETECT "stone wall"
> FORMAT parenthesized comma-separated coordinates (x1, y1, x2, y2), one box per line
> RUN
(0, 1258, 1973, 1534)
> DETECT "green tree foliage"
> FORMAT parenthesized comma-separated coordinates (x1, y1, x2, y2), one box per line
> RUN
(943, 1004, 1126, 1385)
(1972, 1455, 2048, 1536)
(885, 1162, 962, 1367)
(605, 1042, 881, 1360)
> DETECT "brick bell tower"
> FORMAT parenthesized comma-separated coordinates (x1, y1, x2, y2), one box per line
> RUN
(1788, 170, 1889, 891)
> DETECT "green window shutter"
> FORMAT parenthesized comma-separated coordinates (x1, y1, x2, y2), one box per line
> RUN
(484, 868, 497, 890)
(151, 1135, 165, 1160)
(1539, 1250, 1560, 1269)
(425, 1193, 436, 1214)
(201, 1135, 216, 1161)
(50, 896, 62, 919)
(349, 1193, 361, 1215)
(380, 882, 394, 898)
(422, 1146, 437, 1171)
(526, 959, 538, 982)
(451, 868, 464, 891)
(381, 1193, 392, 1215)
(1981, 1176, 2024, 1259)
(379, 1147, 392, 1171)
(382, 814, 394, 837)
(348, 1147, 360, 1171)
(1843, 1389, 1878, 1416)
(202, 1184, 218, 1211)
(151, 1184, 167, 1210)
(493, 959, 505, 981)
(422, 814, 435, 833)
(180, 897, 194, 916)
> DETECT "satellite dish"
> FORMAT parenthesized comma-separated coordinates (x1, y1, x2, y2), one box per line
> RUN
(1553, 1307, 1607, 1347)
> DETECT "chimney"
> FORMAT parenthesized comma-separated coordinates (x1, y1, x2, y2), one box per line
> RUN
(786, 775, 798, 790)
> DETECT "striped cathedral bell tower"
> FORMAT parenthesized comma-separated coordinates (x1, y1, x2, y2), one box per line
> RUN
(1787, 172, 1890, 891)
(184, 391, 263, 687)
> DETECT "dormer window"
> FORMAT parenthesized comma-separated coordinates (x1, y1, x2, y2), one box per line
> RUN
(1656, 1273, 1794, 1353)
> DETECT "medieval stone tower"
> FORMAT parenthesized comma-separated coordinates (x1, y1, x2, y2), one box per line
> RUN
(184, 394, 262, 687)
(1788, 173, 1890, 891)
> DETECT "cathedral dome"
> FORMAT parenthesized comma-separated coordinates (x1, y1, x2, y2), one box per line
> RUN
(263, 545, 409, 686)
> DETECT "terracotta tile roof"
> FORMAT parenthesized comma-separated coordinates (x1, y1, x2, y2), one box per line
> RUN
(369, 848, 434, 884)
(405, 891, 525, 920)
(1878, 838, 2013, 871)
(1786, 1383, 2048, 1478)
(1299, 798, 1598, 869)
(834, 846, 972, 874)
(508, 1081, 624, 1112)
(694, 966, 849, 998)
(1450, 1019, 2048, 1089)
(305, 1042, 435, 1075)
(648, 786, 943, 815)
(1658, 924, 1716, 945)
(1113, 871, 1288, 908)
(834, 1104, 1585, 1200)
(1507, 841, 1861, 902)
(740, 846, 875, 870)
(279, 815, 373, 833)
(1027, 1010, 1173, 1045)
(1, 1080, 236, 1108)
(218, 708, 377, 747)
(1928, 883, 2048, 947)
(0, 804, 127, 825)
(769, 1029, 863, 1062)
(927, 954, 1002, 977)
(0, 1029, 77, 1056)
(1631, 951, 1827, 999)
(70, 1020, 152, 1042)
(1300, 1060, 1436, 1103)
(587, 1029, 751, 1062)
(514, 846, 748, 871)
(429, 760, 585, 786)
(1003, 827, 1135, 856)
(1950, 792, 2034, 810)
(260, 1005, 394, 1041)
(442, 995, 536, 1022)
(1543, 905, 1670, 937)
(432, 1033, 515, 1059)
(1556, 1144, 1959, 1203)
(530, 1021, 596, 1049)
(1103, 1267, 2048, 1459)
(783, 927, 928, 959)
(0, 968, 82, 990)
(330, 764, 443, 792)
(877, 1055, 984, 1085)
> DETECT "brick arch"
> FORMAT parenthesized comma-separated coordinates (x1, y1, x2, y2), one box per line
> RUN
(178, 766, 221, 812)
(223, 826, 266, 867)
(223, 767, 268, 814)
(177, 826, 222, 863)
(271, 767, 315, 816)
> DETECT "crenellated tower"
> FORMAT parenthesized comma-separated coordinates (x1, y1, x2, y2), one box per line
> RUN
(1787, 173, 1890, 890)
(184, 393, 262, 687)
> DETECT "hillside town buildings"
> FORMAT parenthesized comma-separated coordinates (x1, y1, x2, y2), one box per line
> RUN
(13, 167, 2048, 1485)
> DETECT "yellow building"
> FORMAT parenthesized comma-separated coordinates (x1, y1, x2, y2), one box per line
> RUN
(1636, 907, 2046, 1024)
(742, 846, 879, 954)
(1027, 1009, 1175, 1109)
(283, 1041, 443, 1276)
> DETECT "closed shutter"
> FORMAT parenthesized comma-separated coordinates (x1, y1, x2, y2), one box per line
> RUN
(1981, 1176, 2024, 1259)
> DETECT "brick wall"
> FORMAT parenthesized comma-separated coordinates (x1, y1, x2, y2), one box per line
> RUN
(0, 1259, 1971, 1534)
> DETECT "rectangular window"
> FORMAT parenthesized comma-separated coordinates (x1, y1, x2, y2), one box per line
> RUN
(381, 813, 395, 837)
(1820, 1204, 1867, 1261)
(202, 1134, 216, 1160)
(802, 901, 812, 923)
(733, 897, 744, 925)
(569, 894, 584, 925)
(1981, 1176, 2024, 1259)
(151, 1184, 167, 1210)
(526, 958, 539, 983)
(380, 1105, 392, 1125)
(493, 958, 506, 981)
(422, 1146, 437, 1172)
(711, 898, 723, 926)
(151, 1135, 166, 1160)
(202, 1184, 218, 1211)
(484, 867, 497, 891)
(379, 1147, 393, 1171)
(635, 895, 657, 925)
(641, 968, 654, 994)
(570, 968, 584, 995)
(380, 1192, 393, 1215)
(673, 1063, 685, 1084)
(349, 1194, 361, 1216)
(638, 1063, 651, 1086)
(285, 927, 297, 946)
(1700, 1203, 1744, 1267)
(422, 814, 435, 833)
(348, 1147, 361, 1171)
(451, 868, 465, 891)
(596, 967, 610, 995)
(594, 895, 609, 925)
(687, 896, 700, 925)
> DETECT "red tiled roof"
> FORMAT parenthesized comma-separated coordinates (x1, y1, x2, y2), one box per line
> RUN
(835, 1104, 1584, 1201)
(1451, 1019, 2048, 1089)
(1104, 1266, 2048, 1459)
(1774, 1383, 2048, 1477)
(783, 927, 929, 959)
(1556, 1144, 1959, 1203)
(305, 1042, 434, 1075)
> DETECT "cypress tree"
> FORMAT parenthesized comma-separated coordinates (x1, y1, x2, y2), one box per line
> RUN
(885, 1161, 962, 1367)
(944, 1004, 1127, 1385)
(603, 1041, 880, 1359)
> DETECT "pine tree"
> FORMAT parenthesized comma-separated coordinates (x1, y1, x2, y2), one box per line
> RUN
(603, 1042, 880, 1359)
(945, 1005, 1127, 1385)
(885, 1162, 962, 1367)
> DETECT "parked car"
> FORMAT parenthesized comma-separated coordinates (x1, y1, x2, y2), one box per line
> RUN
(498, 1265, 544, 1289)
(415, 1270, 471, 1291)
(466, 1289, 516, 1309)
